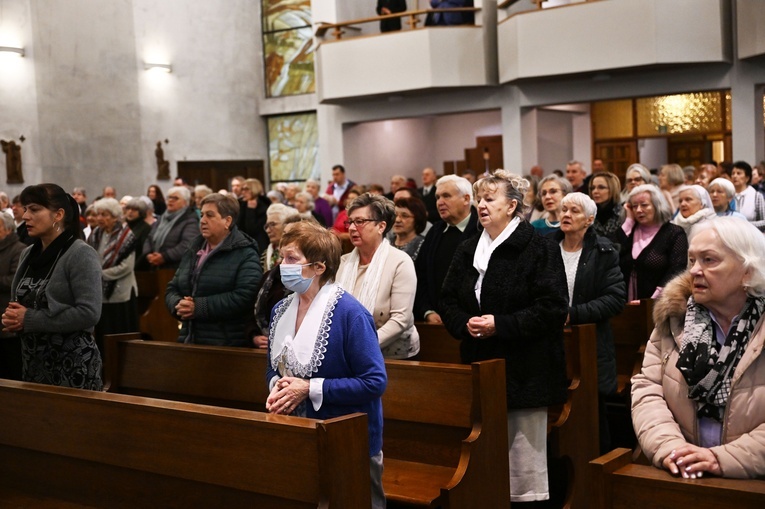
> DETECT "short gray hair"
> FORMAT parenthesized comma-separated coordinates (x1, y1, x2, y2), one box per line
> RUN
(625, 164, 652, 185)
(125, 197, 148, 219)
(0, 211, 15, 231)
(93, 197, 123, 221)
(627, 184, 673, 224)
(200, 193, 240, 223)
(561, 192, 597, 219)
(296, 191, 315, 211)
(690, 217, 765, 297)
(347, 193, 395, 236)
(436, 174, 473, 199)
(538, 174, 573, 199)
(708, 178, 735, 199)
(167, 186, 191, 204)
(266, 203, 299, 224)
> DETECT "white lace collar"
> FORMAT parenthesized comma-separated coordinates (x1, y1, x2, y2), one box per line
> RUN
(269, 282, 342, 378)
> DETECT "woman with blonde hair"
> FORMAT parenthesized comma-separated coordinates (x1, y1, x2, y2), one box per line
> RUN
(659, 164, 686, 214)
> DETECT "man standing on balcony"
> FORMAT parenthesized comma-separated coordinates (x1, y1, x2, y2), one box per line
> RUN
(377, 0, 407, 32)
(425, 0, 474, 26)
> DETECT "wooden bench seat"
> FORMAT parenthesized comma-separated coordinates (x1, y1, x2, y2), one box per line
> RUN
(103, 334, 511, 508)
(412, 323, 600, 509)
(0, 379, 371, 508)
(591, 448, 765, 509)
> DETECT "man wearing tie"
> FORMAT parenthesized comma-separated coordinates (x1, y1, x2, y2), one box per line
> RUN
(419, 167, 439, 223)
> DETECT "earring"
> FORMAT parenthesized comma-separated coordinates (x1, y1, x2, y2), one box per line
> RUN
(53, 221, 60, 232)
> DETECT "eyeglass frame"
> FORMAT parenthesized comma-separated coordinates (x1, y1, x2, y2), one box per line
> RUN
(343, 218, 379, 229)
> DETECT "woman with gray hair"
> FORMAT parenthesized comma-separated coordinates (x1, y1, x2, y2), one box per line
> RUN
(294, 191, 326, 226)
(531, 174, 573, 236)
(262, 203, 299, 272)
(123, 197, 152, 262)
(618, 184, 688, 300)
(142, 185, 198, 269)
(707, 178, 746, 219)
(621, 164, 653, 201)
(336, 193, 419, 359)
(553, 192, 626, 452)
(671, 185, 717, 236)
(441, 170, 568, 505)
(87, 197, 138, 356)
(632, 217, 765, 479)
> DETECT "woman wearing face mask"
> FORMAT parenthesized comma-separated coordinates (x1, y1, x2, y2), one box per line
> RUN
(165, 193, 262, 347)
(266, 221, 387, 509)
(336, 193, 419, 359)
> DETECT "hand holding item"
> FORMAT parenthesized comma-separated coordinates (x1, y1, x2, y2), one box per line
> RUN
(467, 314, 496, 338)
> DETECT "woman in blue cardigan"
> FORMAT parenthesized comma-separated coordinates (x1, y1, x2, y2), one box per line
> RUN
(266, 221, 387, 509)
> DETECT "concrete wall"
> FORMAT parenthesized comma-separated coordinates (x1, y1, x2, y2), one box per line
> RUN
(0, 0, 268, 199)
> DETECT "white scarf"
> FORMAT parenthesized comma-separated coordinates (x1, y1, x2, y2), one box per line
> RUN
(269, 282, 340, 378)
(672, 207, 717, 236)
(473, 217, 521, 305)
(735, 186, 756, 221)
(336, 239, 391, 314)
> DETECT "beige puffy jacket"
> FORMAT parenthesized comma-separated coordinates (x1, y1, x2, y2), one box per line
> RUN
(631, 272, 765, 478)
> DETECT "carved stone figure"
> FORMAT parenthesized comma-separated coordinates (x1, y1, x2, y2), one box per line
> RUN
(155, 141, 170, 180)
(1, 140, 24, 184)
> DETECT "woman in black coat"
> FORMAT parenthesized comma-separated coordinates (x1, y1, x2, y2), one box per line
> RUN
(617, 184, 688, 300)
(440, 170, 568, 505)
(554, 192, 626, 453)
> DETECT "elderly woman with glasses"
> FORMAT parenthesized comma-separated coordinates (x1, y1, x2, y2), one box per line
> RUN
(440, 170, 568, 505)
(165, 193, 262, 347)
(141, 186, 199, 269)
(531, 174, 573, 236)
(336, 193, 420, 359)
(618, 184, 688, 300)
(262, 203, 299, 273)
(621, 164, 653, 201)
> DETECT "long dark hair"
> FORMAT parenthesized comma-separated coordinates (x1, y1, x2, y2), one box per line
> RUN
(20, 183, 83, 240)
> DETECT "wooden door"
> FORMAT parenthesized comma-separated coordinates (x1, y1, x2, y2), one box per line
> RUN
(593, 141, 637, 183)
(667, 138, 706, 168)
(177, 160, 265, 192)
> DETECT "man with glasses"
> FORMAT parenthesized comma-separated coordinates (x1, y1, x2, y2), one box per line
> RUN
(414, 175, 478, 324)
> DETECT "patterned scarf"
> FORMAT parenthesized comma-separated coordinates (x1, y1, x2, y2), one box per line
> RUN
(88, 223, 136, 299)
(676, 296, 765, 422)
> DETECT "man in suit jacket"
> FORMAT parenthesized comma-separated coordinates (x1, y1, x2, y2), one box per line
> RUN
(419, 167, 439, 223)
(414, 174, 478, 323)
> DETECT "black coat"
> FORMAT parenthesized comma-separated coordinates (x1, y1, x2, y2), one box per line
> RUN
(414, 207, 479, 320)
(554, 228, 626, 394)
(440, 220, 568, 409)
(617, 221, 688, 300)
(377, 0, 407, 32)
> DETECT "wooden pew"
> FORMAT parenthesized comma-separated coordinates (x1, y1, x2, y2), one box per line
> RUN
(103, 335, 511, 509)
(412, 323, 600, 509)
(0, 379, 371, 508)
(134, 268, 179, 342)
(590, 448, 765, 509)
(611, 299, 654, 395)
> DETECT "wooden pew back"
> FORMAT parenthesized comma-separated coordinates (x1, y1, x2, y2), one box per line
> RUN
(135, 269, 180, 342)
(611, 299, 654, 394)
(0, 379, 370, 508)
(103, 336, 511, 508)
(591, 448, 765, 509)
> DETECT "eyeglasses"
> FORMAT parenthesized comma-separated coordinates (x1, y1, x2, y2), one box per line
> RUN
(344, 218, 378, 229)
(626, 178, 645, 184)
(167, 195, 181, 201)
(264, 222, 278, 230)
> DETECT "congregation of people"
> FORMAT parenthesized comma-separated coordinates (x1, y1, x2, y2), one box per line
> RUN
(2, 155, 765, 507)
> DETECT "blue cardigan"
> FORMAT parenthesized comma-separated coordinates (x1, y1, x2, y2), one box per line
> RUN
(267, 288, 387, 456)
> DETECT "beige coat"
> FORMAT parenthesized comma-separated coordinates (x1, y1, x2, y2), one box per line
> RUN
(340, 246, 419, 359)
(631, 272, 765, 478)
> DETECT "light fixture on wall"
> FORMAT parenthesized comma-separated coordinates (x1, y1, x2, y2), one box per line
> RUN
(144, 62, 172, 73)
(0, 46, 25, 57)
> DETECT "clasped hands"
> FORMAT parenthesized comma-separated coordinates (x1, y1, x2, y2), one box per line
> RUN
(467, 314, 495, 338)
(662, 444, 721, 479)
(175, 296, 195, 320)
(266, 377, 309, 415)
(1, 302, 27, 333)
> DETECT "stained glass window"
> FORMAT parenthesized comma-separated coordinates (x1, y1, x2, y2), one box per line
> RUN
(262, 0, 315, 98)
(268, 112, 319, 183)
